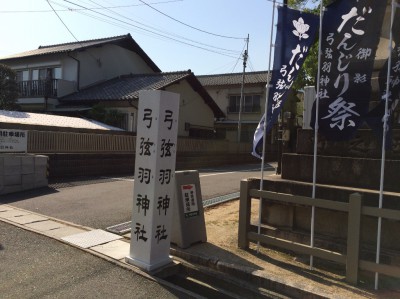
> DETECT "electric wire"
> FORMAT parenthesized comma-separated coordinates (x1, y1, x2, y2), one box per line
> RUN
(49, 0, 241, 58)
(84, 0, 241, 55)
(46, 0, 99, 62)
(46, 0, 80, 43)
(138, 0, 245, 40)
(0, 0, 184, 13)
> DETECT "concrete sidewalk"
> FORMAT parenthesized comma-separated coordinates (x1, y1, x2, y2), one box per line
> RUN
(2, 198, 399, 298)
(0, 207, 192, 298)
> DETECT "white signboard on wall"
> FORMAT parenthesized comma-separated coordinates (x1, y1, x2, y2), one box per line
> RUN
(0, 130, 28, 152)
(126, 90, 180, 272)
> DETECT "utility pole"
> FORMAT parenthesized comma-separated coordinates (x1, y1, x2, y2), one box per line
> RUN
(237, 34, 249, 143)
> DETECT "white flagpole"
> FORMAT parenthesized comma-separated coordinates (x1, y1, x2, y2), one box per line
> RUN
(257, 0, 277, 253)
(375, 0, 396, 290)
(310, 1, 324, 270)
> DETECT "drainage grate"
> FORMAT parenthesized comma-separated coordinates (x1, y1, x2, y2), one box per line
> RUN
(203, 192, 240, 208)
(106, 193, 240, 235)
(106, 221, 132, 235)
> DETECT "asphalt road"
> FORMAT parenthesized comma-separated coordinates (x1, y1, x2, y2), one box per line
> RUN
(0, 222, 185, 299)
(0, 162, 275, 298)
(0, 163, 276, 230)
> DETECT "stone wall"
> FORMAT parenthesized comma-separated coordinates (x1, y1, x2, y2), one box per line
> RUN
(0, 154, 48, 195)
(297, 128, 400, 159)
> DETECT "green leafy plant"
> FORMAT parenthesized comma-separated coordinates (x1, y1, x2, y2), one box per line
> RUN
(0, 64, 19, 110)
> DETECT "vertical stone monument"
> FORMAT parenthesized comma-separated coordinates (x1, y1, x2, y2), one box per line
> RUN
(126, 90, 179, 272)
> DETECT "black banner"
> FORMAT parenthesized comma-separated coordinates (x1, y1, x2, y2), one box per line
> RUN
(253, 6, 318, 158)
(366, 5, 400, 150)
(312, 0, 387, 141)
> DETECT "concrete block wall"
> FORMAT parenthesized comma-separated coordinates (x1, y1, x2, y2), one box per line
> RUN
(0, 154, 48, 195)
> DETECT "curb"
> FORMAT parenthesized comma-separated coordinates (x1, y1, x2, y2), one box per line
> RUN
(0, 204, 204, 299)
(170, 247, 329, 299)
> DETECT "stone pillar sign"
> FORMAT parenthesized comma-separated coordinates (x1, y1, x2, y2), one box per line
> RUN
(126, 90, 180, 272)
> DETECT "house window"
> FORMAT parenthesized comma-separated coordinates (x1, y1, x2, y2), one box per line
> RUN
(16, 70, 29, 81)
(228, 94, 261, 113)
(52, 67, 62, 79)
(31, 67, 62, 81)
(120, 113, 129, 130)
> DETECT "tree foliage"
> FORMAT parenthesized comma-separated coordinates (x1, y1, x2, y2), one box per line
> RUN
(0, 64, 19, 110)
(88, 104, 125, 128)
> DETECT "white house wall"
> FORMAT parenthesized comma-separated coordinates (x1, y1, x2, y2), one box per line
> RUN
(76, 44, 156, 89)
(206, 85, 266, 122)
(166, 80, 215, 137)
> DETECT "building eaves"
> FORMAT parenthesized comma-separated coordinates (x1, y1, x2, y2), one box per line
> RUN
(197, 71, 269, 87)
(0, 34, 161, 72)
(61, 70, 225, 118)
(61, 71, 190, 101)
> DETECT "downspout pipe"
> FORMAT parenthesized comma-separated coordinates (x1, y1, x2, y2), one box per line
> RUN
(67, 53, 80, 91)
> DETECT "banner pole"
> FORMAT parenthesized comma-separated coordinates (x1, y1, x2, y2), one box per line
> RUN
(375, 0, 396, 290)
(310, 1, 324, 270)
(257, 0, 277, 253)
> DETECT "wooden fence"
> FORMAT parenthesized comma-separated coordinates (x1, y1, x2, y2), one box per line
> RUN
(238, 178, 400, 285)
(27, 130, 251, 154)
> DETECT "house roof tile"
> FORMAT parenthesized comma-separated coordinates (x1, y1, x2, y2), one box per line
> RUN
(0, 34, 161, 72)
(197, 71, 269, 87)
(61, 71, 225, 118)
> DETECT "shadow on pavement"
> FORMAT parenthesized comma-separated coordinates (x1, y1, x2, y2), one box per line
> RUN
(0, 187, 59, 204)
(174, 242, 263, 271)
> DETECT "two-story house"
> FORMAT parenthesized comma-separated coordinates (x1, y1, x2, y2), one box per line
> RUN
(0, 34, 224, 137)
(197, 71, 269, 142)
(198, 71, 301, 153)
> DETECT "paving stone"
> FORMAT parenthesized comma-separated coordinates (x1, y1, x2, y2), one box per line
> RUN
(25, 220, 66, 231)
(47, 226, 86, 238)
(61, 229, 122, 249)
(91, 240, 130, 260)
(8, 214, 48, 225)
(0, 205, 14, 212)
(0, 209, 30, 219)
(123, 233, 131, 239)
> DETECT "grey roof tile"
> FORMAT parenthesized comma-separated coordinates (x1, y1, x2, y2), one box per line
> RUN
(62, 72, 191, 101)
(197, 71, 269, 86)
(0, 34, 161, 72)
(61, 71, 225, 118)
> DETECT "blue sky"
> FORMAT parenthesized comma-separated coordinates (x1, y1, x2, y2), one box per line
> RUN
(0, 0, 289, 75)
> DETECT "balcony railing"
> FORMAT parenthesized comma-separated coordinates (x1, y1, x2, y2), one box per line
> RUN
(227, 106, 261, 113)
(17, 79, 58, 98)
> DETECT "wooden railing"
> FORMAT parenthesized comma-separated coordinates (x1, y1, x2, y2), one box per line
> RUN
(238, 178, 400, 285)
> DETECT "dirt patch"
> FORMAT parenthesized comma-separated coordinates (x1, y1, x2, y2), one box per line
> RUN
(199, 199, 400, 298)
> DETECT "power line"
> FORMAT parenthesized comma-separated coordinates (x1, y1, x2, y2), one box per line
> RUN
(51, 0, 241, 58)
(46, 0, 80, 43)
(0, 0, 184, 13)
(138, 0, 245, 40)
(84, 0, 241, 55)
(46, 0, 99, 62)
